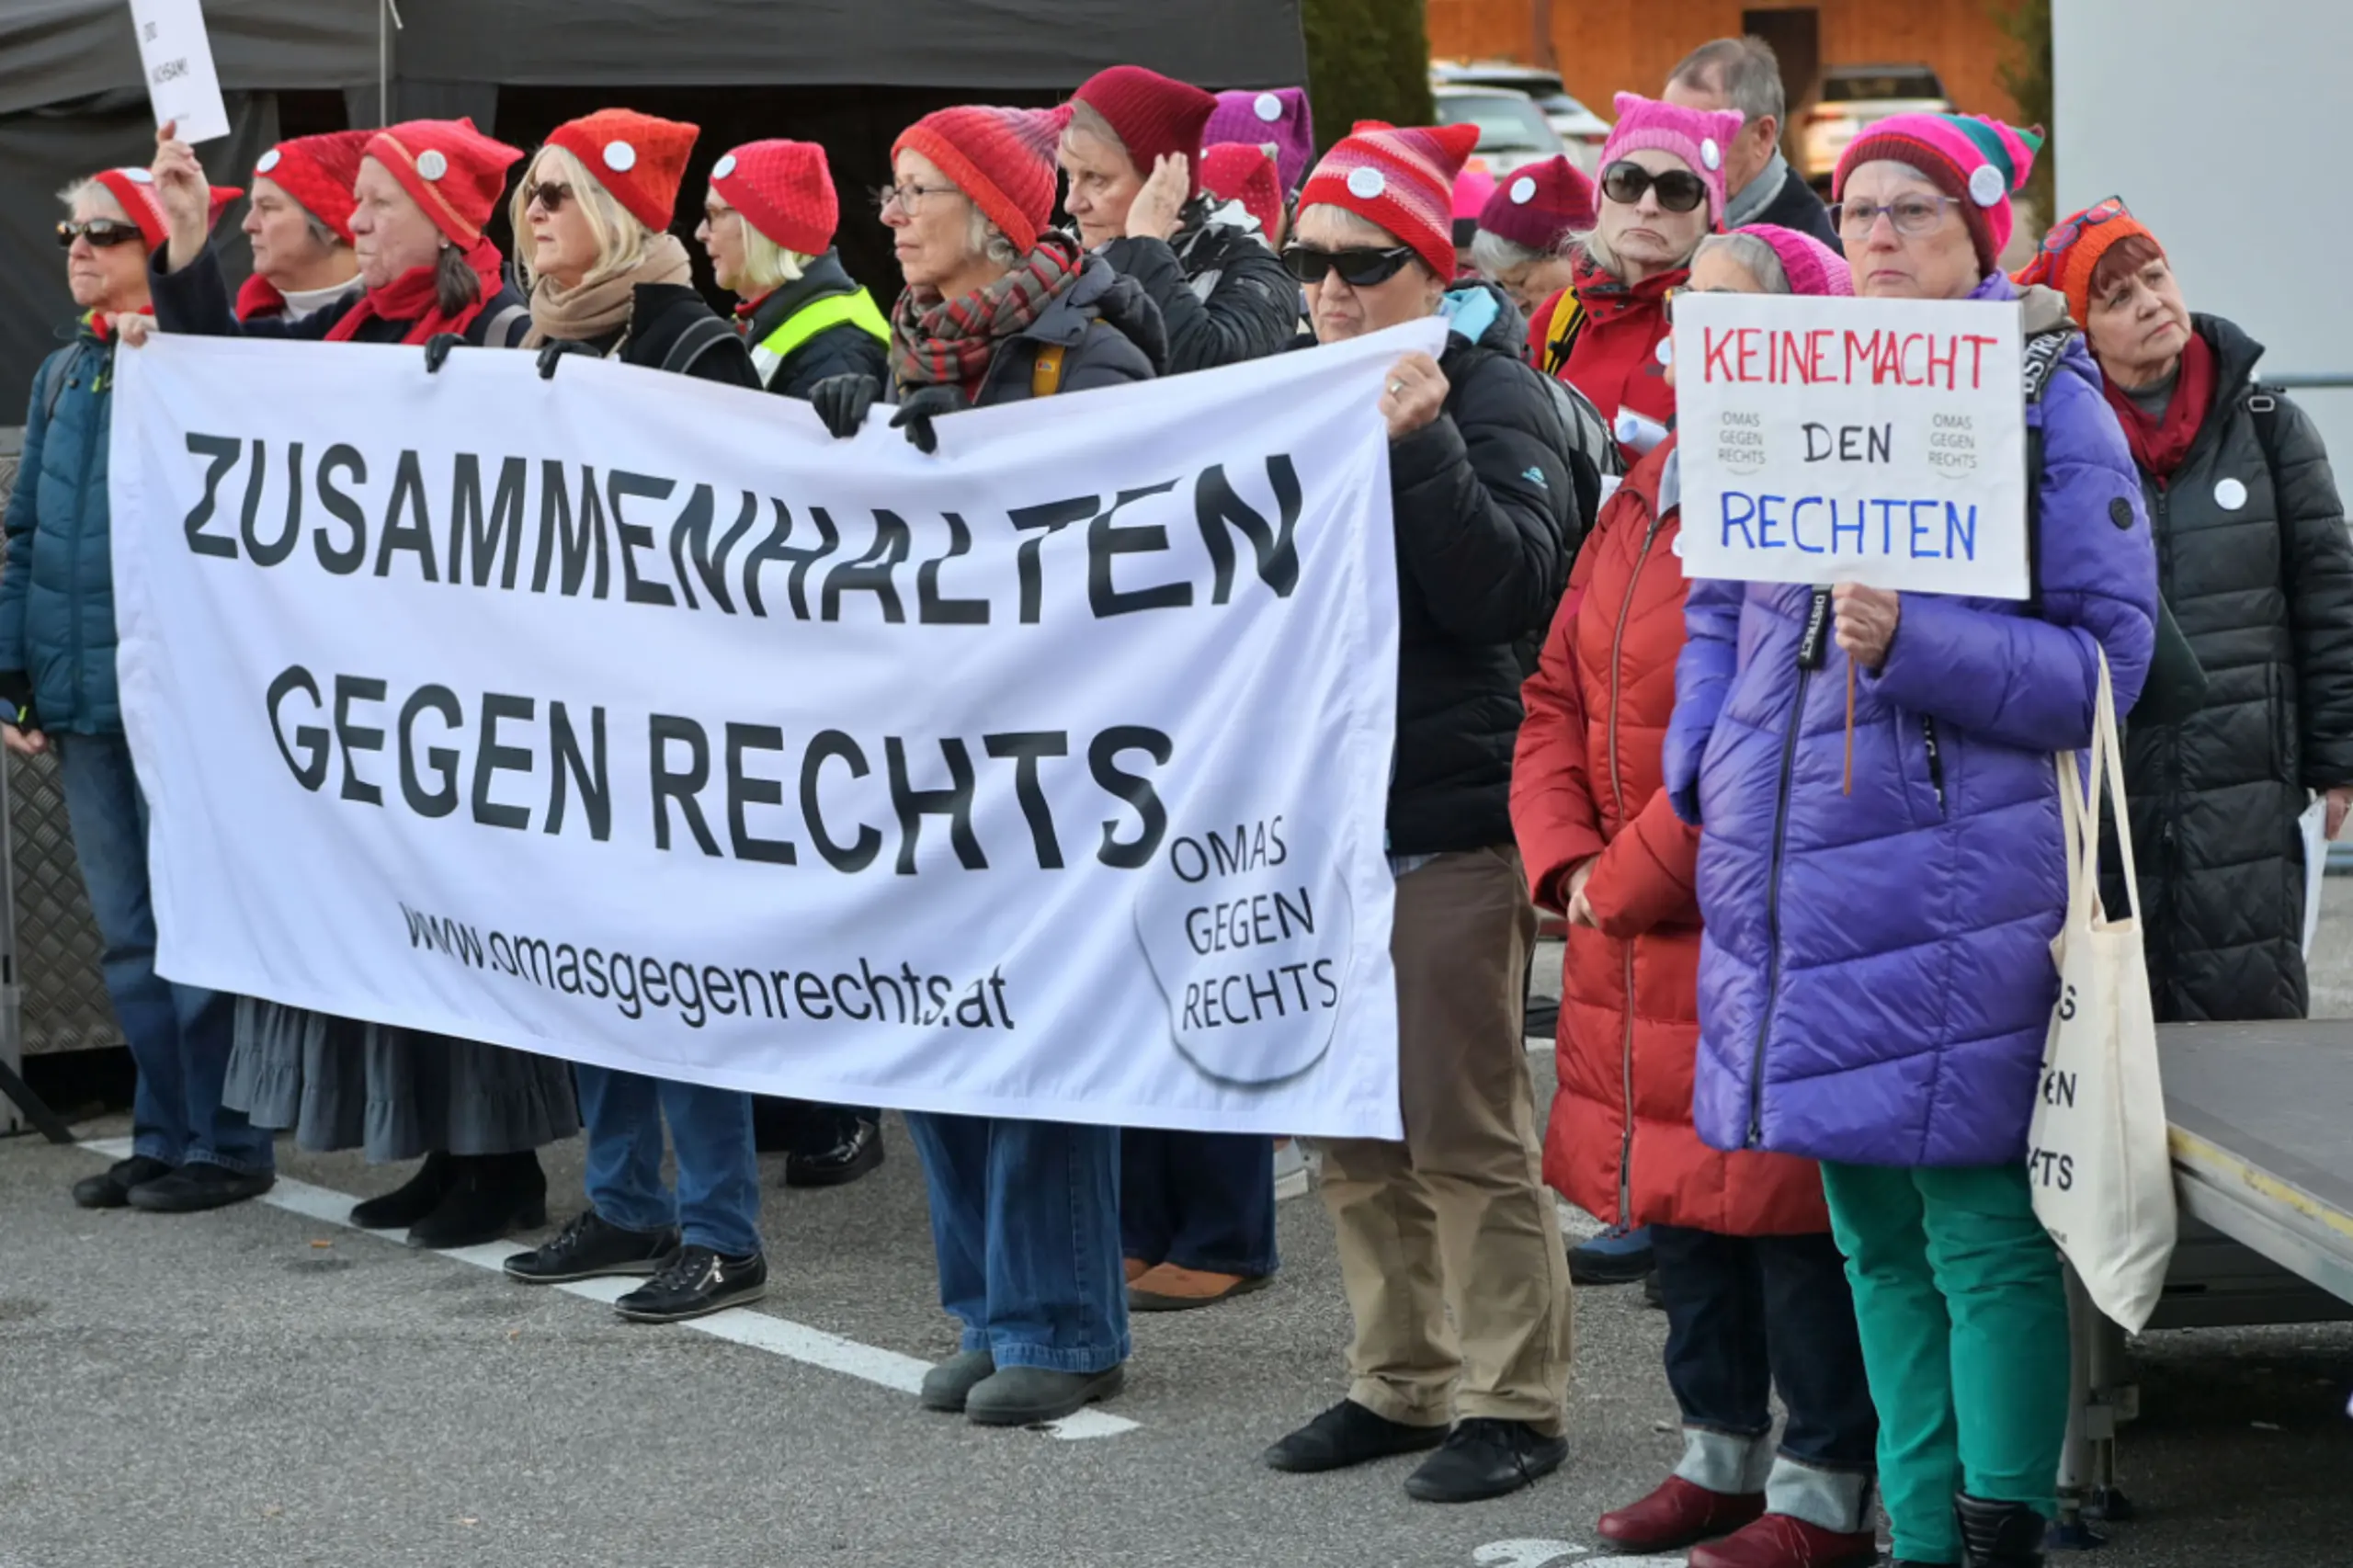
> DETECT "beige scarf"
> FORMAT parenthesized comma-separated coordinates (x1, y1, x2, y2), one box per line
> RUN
(521, 233, 693, 349)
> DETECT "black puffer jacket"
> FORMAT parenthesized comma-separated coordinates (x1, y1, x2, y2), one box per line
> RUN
(1097, 198, 1298, 375)
(2109, 312, 2353, 1020)
(739, 250, 890, 400)
(962, 246, 1167, 406)
(550, 282, 758, 388)
(1386, 282, 1579, 854)
(152, 242, 532, 347)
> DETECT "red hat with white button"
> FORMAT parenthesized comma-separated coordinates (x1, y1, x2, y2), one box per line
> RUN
(364, 118, 525, 249)
(709, 140, 838, 256)
(1475, 154, 1596, 254)
(548, 108, 701, 233)
(253, 130, 371, 244)
(1296, 120, 1480, 283)
(93, 165, 242, 251)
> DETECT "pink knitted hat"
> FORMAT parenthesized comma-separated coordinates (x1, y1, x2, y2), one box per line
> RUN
(1205, 87, 1313, 194)
(1476, 154, 1597, 252)
(1599, 92, 1745, 223)
(1834, 111, 2043, 276)
(1737, 222, 1852, 298)
(1297, 120, 1480, 282)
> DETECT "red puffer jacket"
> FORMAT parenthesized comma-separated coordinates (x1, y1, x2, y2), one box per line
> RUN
(1511, 439, 1829, 1236)
(1530, 251, 1682, 462)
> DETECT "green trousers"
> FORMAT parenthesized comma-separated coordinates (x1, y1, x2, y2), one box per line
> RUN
(1821, 1161, 2070, 1564)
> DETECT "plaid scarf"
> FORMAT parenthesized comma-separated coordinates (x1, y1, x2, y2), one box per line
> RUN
(891, 233, 1082, 400)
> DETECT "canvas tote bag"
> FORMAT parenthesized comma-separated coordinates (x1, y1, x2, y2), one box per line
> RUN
(2028, 648, 2177, 1331)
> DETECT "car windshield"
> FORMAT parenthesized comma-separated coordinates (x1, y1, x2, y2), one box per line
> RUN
(1434, 93, 1563, 151)
(1822, 70, 1944, 102)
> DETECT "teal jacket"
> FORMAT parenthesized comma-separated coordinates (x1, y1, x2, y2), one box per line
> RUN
(1, 316, 124, 734)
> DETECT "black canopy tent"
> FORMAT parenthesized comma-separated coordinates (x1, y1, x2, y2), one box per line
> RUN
(0, 0, 1307, 402)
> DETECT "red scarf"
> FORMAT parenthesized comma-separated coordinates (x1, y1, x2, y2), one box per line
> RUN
(2102, 329, 2214, 483)
(324, 237, 506, 346)
(236, 273, 287, 322)
(83, 305, 153, 345)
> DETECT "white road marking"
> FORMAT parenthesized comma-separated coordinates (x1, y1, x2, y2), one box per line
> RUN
(76, 1138, 1138, 1439)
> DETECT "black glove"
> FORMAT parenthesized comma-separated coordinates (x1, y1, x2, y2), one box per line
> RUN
(422, 333, 467, 373)
(890, 384, 967, 455)
(536, 338, 598, 380)
(0, 670, 39, 733)
(810, 374, 881, 439)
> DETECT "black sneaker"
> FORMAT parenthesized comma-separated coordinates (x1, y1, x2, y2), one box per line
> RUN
(1403, 1417, 1568, 1503)
(504, 1210, 679, 1284)
(1263, 1399, 1449, 1473)
(614, 1245, 768, 1323)
(126, 1163, 274, 1213)
(73, 1155, 174, 1210)
(784, 1117, 883, 1188)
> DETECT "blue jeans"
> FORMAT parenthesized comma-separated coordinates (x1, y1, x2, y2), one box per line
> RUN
(57, 733, 269, 1174)
(1120, 1129, 1278, 1276)
(903, 1111, 1128, 1372)
(574, 1064, 760, 1256)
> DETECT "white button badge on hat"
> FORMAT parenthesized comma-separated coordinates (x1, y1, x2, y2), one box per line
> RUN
(124, 166, 154, 184)
(1700, 138, 1722, 171)
(1255, 92, 1284, 121)
(712, 152, 737, 180)
(256, 148, 282, 174)
(604, 141, 637, 174)
(1968, 164, 2006, 207)
(416, 149, 449, 181)
(1510, 176, 1537, 204)
(2214, 477, 2249, 511)
(1346, 166, 1385, 199)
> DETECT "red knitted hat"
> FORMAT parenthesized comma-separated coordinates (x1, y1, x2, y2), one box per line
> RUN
(364, 119, 525, 249)
(93, 166, 241, 251)
(1297, 120, 1479, 282)
(1200, 142, 1284, 241)
(253, 131, 369, 244)
(1071, 65, 1219, 198)
(893, 104, 1073, 254)
(710, 140, 838, 256)
(1475, 154, 1596, 254)
(548, 108, 700, 232)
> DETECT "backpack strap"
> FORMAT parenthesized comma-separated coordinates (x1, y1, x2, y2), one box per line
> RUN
(2018, 325, 2075, 616)
(39, 347, 74, 428)
(1030, 344, 1066, 399)
(2246, 386, 2293, 597)
(1539, 293, 1586, 377)
(478, 302, 531, 348)
(661, 313, 738, 378)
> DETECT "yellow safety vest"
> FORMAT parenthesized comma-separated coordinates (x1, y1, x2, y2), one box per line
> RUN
(751, 288, 891, 385)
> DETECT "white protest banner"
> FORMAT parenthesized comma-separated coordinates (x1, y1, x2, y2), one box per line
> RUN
(1674, 292, 2029, 598)
(110, 324, 1434, 1139)
(128, 0, 231, 144)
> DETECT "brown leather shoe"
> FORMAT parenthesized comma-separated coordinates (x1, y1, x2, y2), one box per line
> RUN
(1688, 1512, 1880, 1568)
(1597, 1475, 1767, 1552)
(1128, 1263, 1272, 1312)
(1125, 1256, 1154, 1285)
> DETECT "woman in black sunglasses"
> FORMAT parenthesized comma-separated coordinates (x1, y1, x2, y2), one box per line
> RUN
(1531, 93, 1740, 471)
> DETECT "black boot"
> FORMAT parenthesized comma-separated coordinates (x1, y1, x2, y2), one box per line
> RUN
(405, 1153, 548, 1248)
(349, 1151, 453, 1230)
(1956, 1494, 2047, 1568)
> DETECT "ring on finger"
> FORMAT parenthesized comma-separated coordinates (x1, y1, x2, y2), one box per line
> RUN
(1387, 380, 1404, 394)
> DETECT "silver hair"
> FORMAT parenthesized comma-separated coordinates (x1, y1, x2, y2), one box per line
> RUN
(1694, 231, 1790, 294)
(963, 205, 1022, 267)
(1063, 99, 1130, 162)
(1294, 201, 1404, 248)
(1468, 227, 1541, 278)
(57, 176, 124, 217)
(1668, 36, 1785, 125)
(304, 210, 344, 251)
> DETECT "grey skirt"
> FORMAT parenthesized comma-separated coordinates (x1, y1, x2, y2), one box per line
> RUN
(223, 999, 580, 1163)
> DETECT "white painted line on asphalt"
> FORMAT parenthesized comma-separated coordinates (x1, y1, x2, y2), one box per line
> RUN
(75, 1137, 1139, 1439)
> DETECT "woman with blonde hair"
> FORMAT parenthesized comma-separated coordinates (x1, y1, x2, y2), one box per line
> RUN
(700, 139, 890, 403)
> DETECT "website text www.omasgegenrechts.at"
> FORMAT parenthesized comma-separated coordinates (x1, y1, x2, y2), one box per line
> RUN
(397, 902, 1017, 1032)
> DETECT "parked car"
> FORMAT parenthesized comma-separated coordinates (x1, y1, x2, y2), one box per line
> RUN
(1431, 83, 1576, 176)
(1431, 62, 1611, 170)
(1797, 62, 1954, 183)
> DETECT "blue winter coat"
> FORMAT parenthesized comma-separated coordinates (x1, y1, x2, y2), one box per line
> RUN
(1, 317, 126, 734)
(1662, 274, 2159, 1169)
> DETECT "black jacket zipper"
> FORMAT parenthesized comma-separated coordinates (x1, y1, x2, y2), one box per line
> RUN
(1921, 715, 1946, 813)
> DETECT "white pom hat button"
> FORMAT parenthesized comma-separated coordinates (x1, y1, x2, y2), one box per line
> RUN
(416, 149, 448, 181)
(1699, 138, 1722, 171)
(712, 152, 737, 179)
(1255, 92, 1284, 121)
(2214, 477, 2249, 511)
(1968, 164, 2006, 207)
(123, 166, 154, 184)
(1509, 176, 1537, 204)
(1346, 166, 1385, 199)
(256, 148, 282, 174)
(603, 141, 637, 173)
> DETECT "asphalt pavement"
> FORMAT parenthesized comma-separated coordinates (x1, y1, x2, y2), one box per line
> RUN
(3, 892, 2350, 1568)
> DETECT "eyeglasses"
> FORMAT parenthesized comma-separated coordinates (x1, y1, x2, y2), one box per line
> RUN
(56, 220, 145, 250)
(524, 181, 574, 213)
(2040, 195, 2131, 256)
(1281, 244, 1418, 288)
(871, 182, 960, 213)
(1601, 161, 1709, 215)
(1831, 195, 1963, 240)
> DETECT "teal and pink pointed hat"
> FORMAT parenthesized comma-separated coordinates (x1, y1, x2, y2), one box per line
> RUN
(1832, 112, 2045, 275)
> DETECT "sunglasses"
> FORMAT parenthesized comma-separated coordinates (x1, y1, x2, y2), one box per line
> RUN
(1601, 161, 1709, 214)
(2040, 195, 2130, 256)
(1281, 244, 1418, 288)
(56, 220, 145, 250)
(524, 181, 574, 212)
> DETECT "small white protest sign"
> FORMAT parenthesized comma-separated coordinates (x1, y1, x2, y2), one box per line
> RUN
(128, 0, 231, 144)
(1674, 292, 2029, 599)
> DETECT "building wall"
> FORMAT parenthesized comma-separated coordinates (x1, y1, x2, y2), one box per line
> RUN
(1428, 1, 2023, 121)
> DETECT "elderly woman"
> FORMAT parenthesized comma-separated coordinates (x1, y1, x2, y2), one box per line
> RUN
(1061, 64, 1299, 376)
(1469, 154, 1594, 318)
(3, 167, 265, 1214)
(1534, 93, 1741, 445)
(810, 102, 1162, 1426)
(235, 131, 369, 323)
(1665, 118, 2158, 1568)
(1256, 120, 1577, 1505)
(2019, 203, 2353, 1022)
(142, 119, 575, 1249)
(699, 139, 890, 404)
(1516, 226, 1879, 1568)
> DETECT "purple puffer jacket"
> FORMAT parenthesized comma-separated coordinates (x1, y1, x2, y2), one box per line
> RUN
(1663, 274, 2158, 1169)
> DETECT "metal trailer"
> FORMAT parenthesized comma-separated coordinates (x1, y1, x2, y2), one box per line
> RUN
(2056, 1021, 2353, 1542)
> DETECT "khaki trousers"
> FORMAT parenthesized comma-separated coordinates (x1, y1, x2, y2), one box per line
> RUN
(1320, 846, 1574, 1432)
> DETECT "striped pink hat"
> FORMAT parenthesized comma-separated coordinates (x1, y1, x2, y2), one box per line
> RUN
(1297, 119, 1479, 281)
(1737, 223, 1852, 298)
(1600, 92, 1745, 223)
(1833, 112, 2043, 275)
